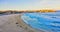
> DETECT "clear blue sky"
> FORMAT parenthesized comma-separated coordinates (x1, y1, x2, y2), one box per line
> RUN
(0, 0, 60, 10)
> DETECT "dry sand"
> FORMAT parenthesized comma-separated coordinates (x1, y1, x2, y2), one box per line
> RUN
(0, 14, 29, 32)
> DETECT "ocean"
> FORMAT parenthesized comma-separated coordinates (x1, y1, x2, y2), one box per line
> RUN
(21, 12, 60, 32)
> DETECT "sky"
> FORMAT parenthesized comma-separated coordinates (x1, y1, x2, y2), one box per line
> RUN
(0, 0, 60, 10)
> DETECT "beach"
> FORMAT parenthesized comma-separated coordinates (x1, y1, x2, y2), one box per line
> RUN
(0, 14, 44, 32)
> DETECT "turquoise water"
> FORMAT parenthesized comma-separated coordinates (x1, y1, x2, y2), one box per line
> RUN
(21, 12, 60, 32)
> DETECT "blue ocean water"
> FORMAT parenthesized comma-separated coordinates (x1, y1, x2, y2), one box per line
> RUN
(21, 12, 60, 32)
